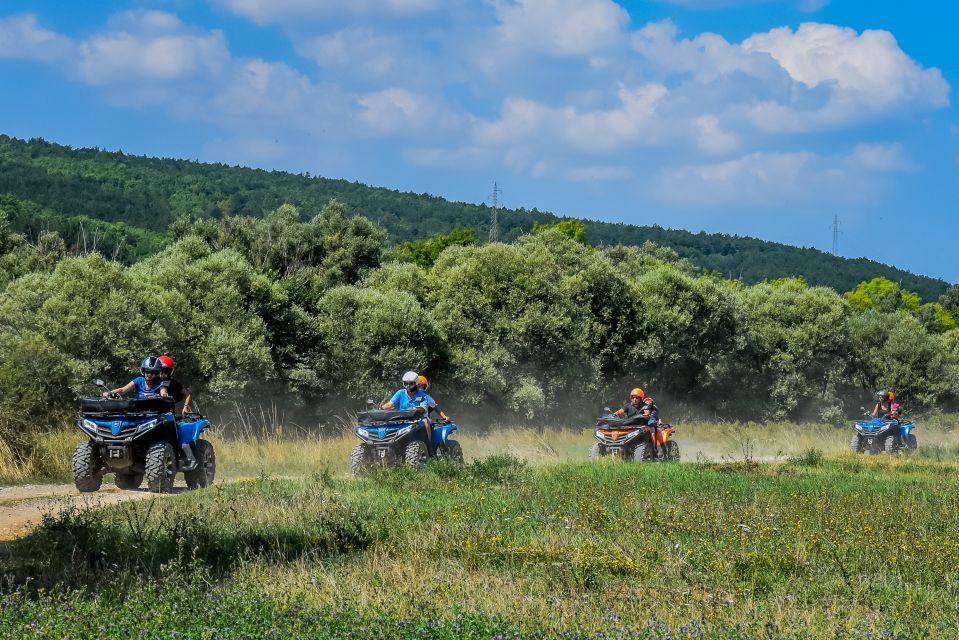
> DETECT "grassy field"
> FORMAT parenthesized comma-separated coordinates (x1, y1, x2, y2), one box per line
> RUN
(2, 450, 959, 638)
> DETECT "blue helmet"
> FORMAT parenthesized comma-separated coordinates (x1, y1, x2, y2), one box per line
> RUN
(140, 356, 162, 374)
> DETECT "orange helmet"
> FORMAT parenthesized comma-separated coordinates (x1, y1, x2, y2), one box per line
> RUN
(630, 387, 645, 399)
(417, 375, 429, 389)
(888, 391, 895, 401)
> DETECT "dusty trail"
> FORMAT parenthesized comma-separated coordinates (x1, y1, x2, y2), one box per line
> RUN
(0, 482, 186, 541)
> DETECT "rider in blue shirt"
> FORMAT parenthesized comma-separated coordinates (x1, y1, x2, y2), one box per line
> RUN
(383, 371, 435, 447)
(105, 356, 165, 398)
(383, 371, 434, 410)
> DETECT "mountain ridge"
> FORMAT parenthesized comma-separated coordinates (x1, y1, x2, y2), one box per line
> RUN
(0, 134, 948, 300)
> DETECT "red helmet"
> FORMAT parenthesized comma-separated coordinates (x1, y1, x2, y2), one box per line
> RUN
(158, 355, 175, 371)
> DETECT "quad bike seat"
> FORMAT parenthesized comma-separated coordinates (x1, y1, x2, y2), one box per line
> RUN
(357, 407, 426, 424)
(595, 415, 646, 429)
(79, 396, 175, 414)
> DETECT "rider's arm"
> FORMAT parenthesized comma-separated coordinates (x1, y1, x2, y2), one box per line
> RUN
(871, 403, 880, 417)
(613, 408, 626, 417)
(107, 381, 135, 396)
(382, 390, 402, 410)
(181, 387, 192, 413)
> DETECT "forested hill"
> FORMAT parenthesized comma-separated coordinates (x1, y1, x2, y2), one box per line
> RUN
(0, 134, 948, 299)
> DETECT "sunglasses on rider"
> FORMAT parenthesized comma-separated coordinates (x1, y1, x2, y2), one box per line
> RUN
(404, 381, 417, 387)
(142, 369, 160, 376)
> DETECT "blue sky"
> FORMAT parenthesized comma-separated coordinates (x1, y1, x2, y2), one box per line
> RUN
(1, 0, 957, 283)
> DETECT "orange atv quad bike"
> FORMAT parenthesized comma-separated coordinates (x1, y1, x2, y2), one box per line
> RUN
(589, 412, 680, 463)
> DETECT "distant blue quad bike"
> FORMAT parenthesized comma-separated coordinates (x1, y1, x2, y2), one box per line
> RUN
(72, 379, 216, 493)
(351, 406, 463, 476)
(851, 416, 917, 455)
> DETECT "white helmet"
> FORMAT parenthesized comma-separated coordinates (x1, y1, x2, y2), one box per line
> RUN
(402, 371, 418, 384)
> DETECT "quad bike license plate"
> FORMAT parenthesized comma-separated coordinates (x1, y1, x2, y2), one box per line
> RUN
(378, 449, 387, 458)
(107, 446, 125, 459)
(607, 447, 623, 456)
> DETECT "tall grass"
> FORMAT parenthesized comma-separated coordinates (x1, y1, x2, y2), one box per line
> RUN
(5, 414, 959, 485)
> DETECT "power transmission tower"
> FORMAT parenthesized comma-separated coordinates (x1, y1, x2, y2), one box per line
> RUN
(831, 214, 839, 255)
(488, 181, 500, 244)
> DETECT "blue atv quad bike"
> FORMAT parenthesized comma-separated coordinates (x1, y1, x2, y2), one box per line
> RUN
(72, 379, 216, 493)
(351, 406, 463, 476)
(851, 414, 917, 455)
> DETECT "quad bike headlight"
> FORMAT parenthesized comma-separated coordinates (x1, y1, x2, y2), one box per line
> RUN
(136, 419, 160, 433)
(81, 419, 97, 434)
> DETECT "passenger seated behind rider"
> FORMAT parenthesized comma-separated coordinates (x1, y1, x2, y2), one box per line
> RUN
(871, 390, 898, 421)
(613, 388, 644, 418)
(157, 355, 192, 415)
(383, 371, 434, 411)
(104, 356, 165, 398)
(417, 375, 450, 421)
(640, 395, 667, 459)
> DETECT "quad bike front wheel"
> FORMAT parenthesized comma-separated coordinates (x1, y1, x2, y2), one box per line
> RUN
(404, 440, 428, 468)
(882, 434, 899, 455)
(633, 441, 651, 462)
(664, 440, 680, 462)
(350, 443, 373, 476)
(849, 433, 863, 454)
(145, 441, 176, 493)
(114, 472, 143, 490)
(588, 442, 604, 461)
(72, 442, 102, 493)
(185, 439, 216, 489)
(444, 439, 465, 463)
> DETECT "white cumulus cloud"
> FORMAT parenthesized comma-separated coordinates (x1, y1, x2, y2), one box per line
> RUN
(210, 0, 441, 25)
(476, 83, 668, 155)
(0, 13, 73, 61)
(76, 11, 229, 85)
(490, 0, 630, 56)
(655, 143, 915, 206)
(742, 23, 949, 132)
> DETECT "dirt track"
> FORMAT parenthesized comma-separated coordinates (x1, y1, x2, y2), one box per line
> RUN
(0, 482, 184, 541)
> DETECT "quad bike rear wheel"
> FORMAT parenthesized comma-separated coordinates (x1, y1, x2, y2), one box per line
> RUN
(351, 443, 373, 476)
(145, 441, 176, 493)
(185, 440, 216, 489)
(588, 442, 604, 461)
(114, 472, 143, 490)
(444, 439, 465, 463)
(404, 440, 428, 468)
(849, 433, 863, 454)
(72, 442, 102, 493)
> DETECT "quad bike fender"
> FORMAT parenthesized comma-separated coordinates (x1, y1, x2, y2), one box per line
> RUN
(653, 427, 674, 447)
(898, 422, 914, 440)
(177, 418, 209, 447)
(431, 422, 457, 448)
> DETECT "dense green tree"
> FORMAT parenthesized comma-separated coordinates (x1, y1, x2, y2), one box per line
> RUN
(738, 279, 851, 421)
(395, 227, 475, 268)
(426, 235, 599, 419)
(531, 219, 587, 245)
(846, 311, 957, 409)
(313, 286, 445, 402)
